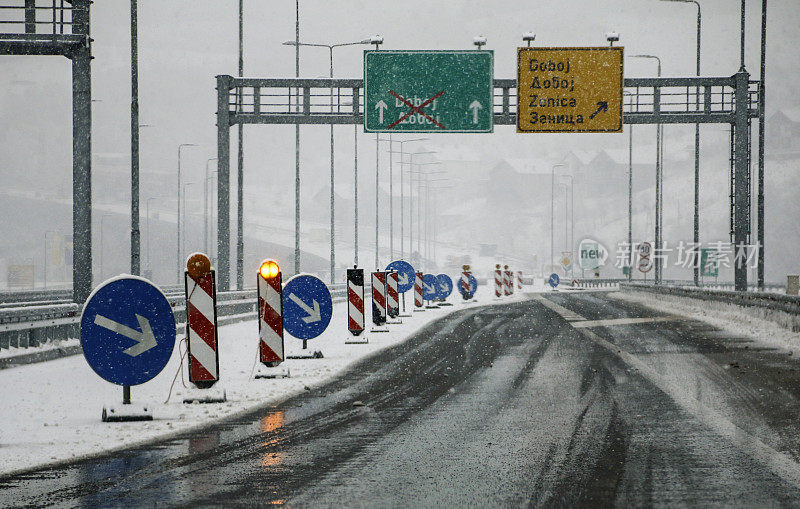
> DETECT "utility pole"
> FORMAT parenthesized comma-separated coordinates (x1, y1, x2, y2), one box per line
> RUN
(294, 0, 301, 275)
(236, 0, 244, 290)
(130, 0, 140, 276)
(757, 0, 767, 290)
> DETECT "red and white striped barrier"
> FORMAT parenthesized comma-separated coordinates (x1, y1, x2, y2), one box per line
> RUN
(517, 271, 523, 289)
(509, 271, 515, 295)
(371, 271, 387, 326)
(503, 270, 510, 296)
(185, 270, 219, 388)
(258, 264, 284, 366)
(386, 270, 399, 318)
(461, 270, 471, 300)
(414, 272, 424, 307)
(347, 268, 365, 336)
(494, 269, 502, 298)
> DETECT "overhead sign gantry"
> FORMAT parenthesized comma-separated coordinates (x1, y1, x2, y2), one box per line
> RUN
(215, 49, 760, 292)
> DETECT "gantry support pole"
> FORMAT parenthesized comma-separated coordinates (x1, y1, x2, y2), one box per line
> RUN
(216, 75, 232, 291)
(72, 0, 92, 304)
(733, 69, 750, 291)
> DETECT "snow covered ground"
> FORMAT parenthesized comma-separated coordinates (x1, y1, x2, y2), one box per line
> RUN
(611, 290, 800, 353)
(0, 283, 540, 477)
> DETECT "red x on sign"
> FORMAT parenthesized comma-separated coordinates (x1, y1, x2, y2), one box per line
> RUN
(387, 90, 446, 130)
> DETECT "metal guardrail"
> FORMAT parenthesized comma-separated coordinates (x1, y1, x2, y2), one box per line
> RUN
(0, 283, 347, 352)
(570, 278, 787, 293)
(620, 282, 800, 316)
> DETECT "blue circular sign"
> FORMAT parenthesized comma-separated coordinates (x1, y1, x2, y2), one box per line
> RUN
(548, 273, 560, 288)
(422, 274, 438, 300)
(435, 274, 453, 299)
(386, 260, 415, 293)
(457, 273, 478, 299)
(282, 274, 333, 340)
(80, 277, 176, 386)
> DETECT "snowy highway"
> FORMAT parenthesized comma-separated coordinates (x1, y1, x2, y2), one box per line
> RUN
(4, 291, 800, 506)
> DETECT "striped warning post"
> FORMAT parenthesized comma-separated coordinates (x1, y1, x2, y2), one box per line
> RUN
(386, 270, 399, 318)
(258, 269, 284, 366)
(185, 270, 219, 388)
(494, 269, 502, 297)
(509, 271, 515, 295)
(414, 272, 424, 307)
(347, 268, 365, 336)
(371, 271, 387, 326)
(503, 270, 511, 296)
(517, 271, 523, 289)
(461, 270, 471, 300)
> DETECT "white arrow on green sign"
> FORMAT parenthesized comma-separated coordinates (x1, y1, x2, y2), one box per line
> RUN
(364, 50, 494, 133)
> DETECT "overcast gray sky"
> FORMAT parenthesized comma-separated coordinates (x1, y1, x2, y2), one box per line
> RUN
(0, 0, 797, 281)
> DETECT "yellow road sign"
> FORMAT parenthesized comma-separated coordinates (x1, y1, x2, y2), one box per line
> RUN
(517, 47, 623, 133)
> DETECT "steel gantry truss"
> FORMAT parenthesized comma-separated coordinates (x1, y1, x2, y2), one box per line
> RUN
(216, 71, 761, 291)
(0, 0, 92, 304)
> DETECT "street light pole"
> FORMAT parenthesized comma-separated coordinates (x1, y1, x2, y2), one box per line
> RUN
(632, 54, 662, 283)
(383, 138, 428, 261)
(177, 143, 196, 283)
(551, 163, 565, 275)
(236, 0, 244, 290)
(623, 90, 635, 280)
(294, 0, 300, 275)
(145, 196, 166, 278)
(205, 157, 217, 256)
(661, 0, 701, 285)
(757, 0, 767, 290)
(100, 214, 113, 282)
(130, 0, 140, 276)
(283, 38, 372, 282)
(354, 124, 359, 266)
(560, 174, 574, 274)
(182, 182, 195, 265)
(403, 152, 437, 263)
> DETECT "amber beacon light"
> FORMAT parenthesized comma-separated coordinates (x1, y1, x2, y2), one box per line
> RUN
(259, 260, 280, 279)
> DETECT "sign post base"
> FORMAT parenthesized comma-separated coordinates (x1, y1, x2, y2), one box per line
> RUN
(181, 386, 227, 404)
(254, 365, 291, 379)
(102, 403, 153, 422)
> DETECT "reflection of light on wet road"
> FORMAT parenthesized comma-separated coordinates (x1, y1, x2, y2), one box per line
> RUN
(260, 411, 285, 469)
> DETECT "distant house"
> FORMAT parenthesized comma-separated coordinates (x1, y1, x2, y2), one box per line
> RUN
(767, 109, 800, 158)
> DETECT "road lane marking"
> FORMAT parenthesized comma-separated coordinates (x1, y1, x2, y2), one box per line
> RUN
(572, 316, 678, 328)
(532, 295, 586, 321)
(532, 293, 800, 487)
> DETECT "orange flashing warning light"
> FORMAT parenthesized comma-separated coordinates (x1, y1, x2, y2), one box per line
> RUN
(259, 260, 280, 279)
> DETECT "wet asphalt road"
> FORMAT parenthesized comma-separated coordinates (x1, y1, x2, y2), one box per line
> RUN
(4, 291, 800, 507)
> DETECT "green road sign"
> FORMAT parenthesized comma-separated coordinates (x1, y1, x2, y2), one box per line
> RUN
(700, 248, 719, 278)
(364, 50, 493, 133)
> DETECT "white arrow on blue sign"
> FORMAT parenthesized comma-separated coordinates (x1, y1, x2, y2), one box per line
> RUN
(436, 274, 453, 299)
(386, 260, 415, 293)
(80, 276, 176, 386)
(282, 274, 333, 340)
(422, 274, 438, 300)
(549, 273, 560, 288)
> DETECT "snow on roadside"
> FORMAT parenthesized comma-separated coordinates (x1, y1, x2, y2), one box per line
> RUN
(0, 285, 530, 477)
(610, 289, 800, 353)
